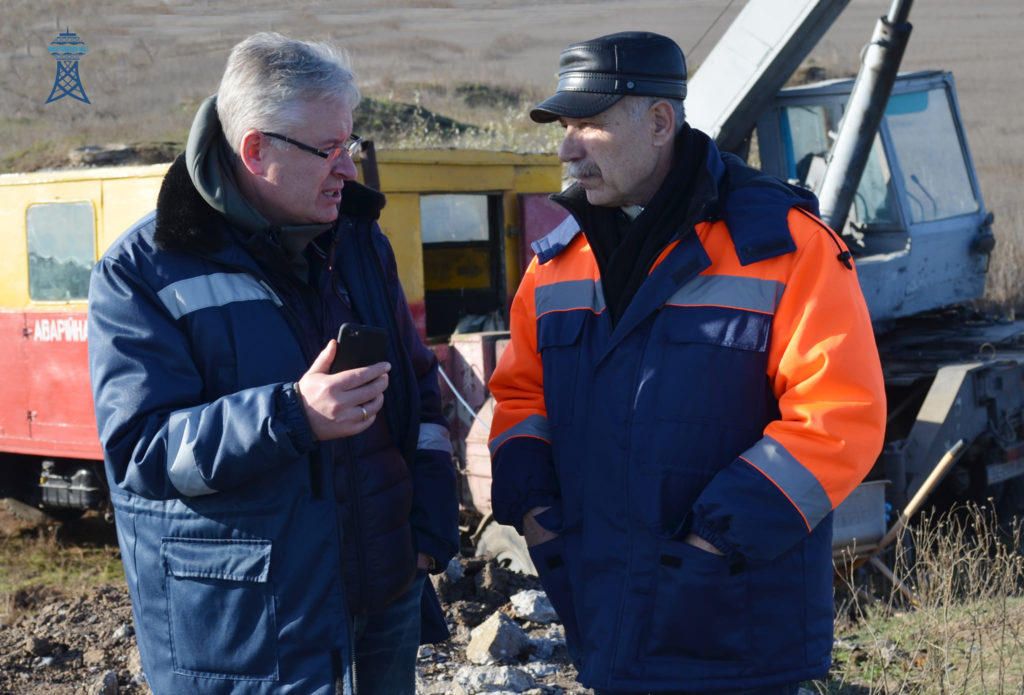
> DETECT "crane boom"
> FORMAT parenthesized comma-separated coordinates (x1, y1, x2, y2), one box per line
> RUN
(686, 0, 851, 154)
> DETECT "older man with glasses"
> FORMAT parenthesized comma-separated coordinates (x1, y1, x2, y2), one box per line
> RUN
(88, 32, 458, 695)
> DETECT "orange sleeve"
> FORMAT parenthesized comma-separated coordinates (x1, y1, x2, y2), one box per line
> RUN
(487, 258, 562, 528)
(690, 209, 886, 560)
(765, 209, 887, 507)
(489, 258, 548, 451)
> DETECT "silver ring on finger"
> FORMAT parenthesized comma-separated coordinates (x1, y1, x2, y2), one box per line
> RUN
(361, 405, 368, 421)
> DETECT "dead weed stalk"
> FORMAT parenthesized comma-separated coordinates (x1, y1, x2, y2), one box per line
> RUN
(828, 503, 1024, 695)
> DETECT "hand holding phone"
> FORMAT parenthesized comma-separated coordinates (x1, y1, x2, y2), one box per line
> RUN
(331, 323, 389, 373)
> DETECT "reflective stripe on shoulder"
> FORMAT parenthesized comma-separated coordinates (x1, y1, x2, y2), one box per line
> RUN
(157, 273, 281, 320)
(666, 275, 785, 315)
(417, 422, 452, 453)
(535, 279, 605, 317)
(167, 405, 217, 497)
(739, 435, 831, 532)
(488, 413, 551, 456)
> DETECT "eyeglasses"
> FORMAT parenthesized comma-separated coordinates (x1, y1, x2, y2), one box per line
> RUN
(261, 131, 362, 164)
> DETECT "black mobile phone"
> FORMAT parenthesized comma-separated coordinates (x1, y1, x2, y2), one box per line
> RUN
(331, 323, 389, 373)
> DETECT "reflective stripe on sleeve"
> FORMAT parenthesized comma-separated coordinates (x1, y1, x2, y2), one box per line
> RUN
(157, 273, 281, 320)
(417, 422, 452, 453)
(167, 405, 217, 497)
(666, 275, 785, 314)
(739, 435, 832, 532)
(488, 413, 551, 457)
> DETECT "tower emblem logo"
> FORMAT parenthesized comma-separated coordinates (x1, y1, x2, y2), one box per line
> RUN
(46, 28, 90, 104)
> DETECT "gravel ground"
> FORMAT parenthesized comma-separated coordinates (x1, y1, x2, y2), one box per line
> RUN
(0, 508, 588, 695)
(0, 583, 146, 695)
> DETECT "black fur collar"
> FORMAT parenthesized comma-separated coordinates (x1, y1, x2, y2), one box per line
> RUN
(154, 154, 224, 254)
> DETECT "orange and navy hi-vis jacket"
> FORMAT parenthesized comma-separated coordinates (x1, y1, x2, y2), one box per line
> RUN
(488, 136, 886, 692)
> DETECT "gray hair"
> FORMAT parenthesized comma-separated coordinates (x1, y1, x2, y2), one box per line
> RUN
(625, 95, 686, 133)
(217, 32, 361, 153)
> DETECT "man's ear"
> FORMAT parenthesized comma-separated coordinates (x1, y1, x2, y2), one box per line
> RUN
(238, 129, 267, 176)
(650, 100, 675, 146)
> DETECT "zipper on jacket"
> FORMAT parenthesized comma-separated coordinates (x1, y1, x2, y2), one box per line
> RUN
(308, 449, 324, 499)
(341, 435, 370, 609)
(608, 328, 652, 675)
(330, 648, 346, 694)
(350, 634, 360, 695)
(267, 273, 326, 500)
(327, 220, 374, 609)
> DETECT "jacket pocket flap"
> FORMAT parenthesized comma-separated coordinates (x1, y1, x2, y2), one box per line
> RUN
(662, 308, 770, 352)
(536, 309, 587, 350)
(161, 537, 271, 582)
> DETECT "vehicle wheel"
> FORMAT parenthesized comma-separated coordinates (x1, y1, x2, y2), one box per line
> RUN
(475, 521, 537, 576)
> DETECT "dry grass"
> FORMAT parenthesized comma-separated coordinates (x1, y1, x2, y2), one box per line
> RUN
(974, 156, 1024, 314)
(826, 505, 1024, 695)
(355, 81, 562, 153)
(0, 511, 124, 622)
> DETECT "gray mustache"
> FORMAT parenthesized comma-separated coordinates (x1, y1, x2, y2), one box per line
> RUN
(567, 162, 601, 179)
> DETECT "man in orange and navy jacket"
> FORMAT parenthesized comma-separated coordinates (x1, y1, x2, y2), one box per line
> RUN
(488, 31, 886, 695)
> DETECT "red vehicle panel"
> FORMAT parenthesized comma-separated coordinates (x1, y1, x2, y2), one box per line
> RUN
(0, 310, 100, 460)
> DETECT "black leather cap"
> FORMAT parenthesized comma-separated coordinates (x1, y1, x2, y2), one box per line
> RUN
(530, 31, 687, 123)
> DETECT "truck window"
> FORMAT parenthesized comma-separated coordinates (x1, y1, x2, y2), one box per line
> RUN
(420, 194, 504, 336)
(886, 89, 980, 223)
(781, 102, 899, 228)
(421, 194, 490, 243)
(27, 201, 95, 301)
(851, 135, 899, 226)
(779, 104, 830, 184)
